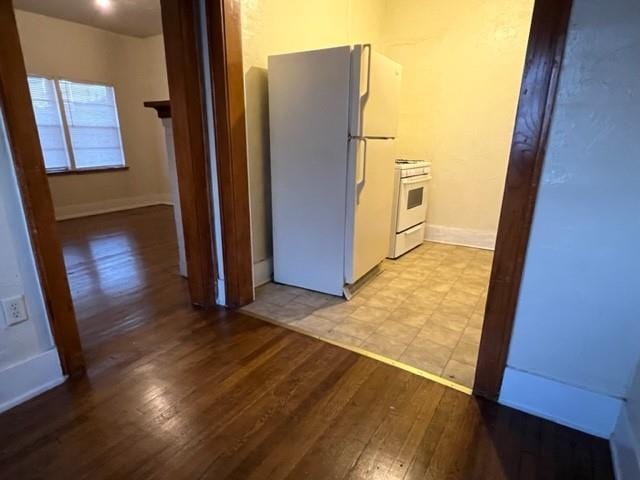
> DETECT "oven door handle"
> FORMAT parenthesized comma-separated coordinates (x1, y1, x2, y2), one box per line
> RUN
(401, 174, 432, 185)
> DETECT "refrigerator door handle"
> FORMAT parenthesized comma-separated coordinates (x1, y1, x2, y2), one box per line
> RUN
(356, 138, 368, 202)
(361, 44, 372, 99)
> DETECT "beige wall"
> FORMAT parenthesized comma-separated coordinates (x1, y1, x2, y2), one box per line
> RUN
(241, 0, 386, 268)
(15, 10, 170, 218)
(379, 0, 533, 246)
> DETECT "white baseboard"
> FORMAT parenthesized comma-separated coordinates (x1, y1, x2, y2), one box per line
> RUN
(499, 366, 623, 439)
(253, 258, 273, 287)
(611, 404, 640, 480)
(55, 193, 173, 220)
(425, 224, 496, 250)
(0, 349, 65, 414)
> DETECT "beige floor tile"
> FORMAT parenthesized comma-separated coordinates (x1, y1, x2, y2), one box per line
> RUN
(438, 298, 475, 317)
(461, 326, 482, 344)
(468, 312, 485, 329)
(387, 277, 419, 290)
(429, 309, 468, 332)
(409, 288, 445, 304)
(364, 294, 404, 311)
(314, 302, 358, 321)
(417, 322, 462, 349)
(272, 301, 316, 323)
(451, 340, 480, 367)
(252, 245, 487, 385)
(379, 286, 413, 301)
(366, 275, 394, 290)
(388, 308, 431, 329)
(241, 299, 277, 317)
(444, 288, 479, 307)
(266, 290, 301, 307)
(292, 315, 338, 336)
(427, 280, 455, 294)
(452, 280, 487, 296)
(400, 340, 452, 375)
(399, 300, 438, 317)
(350, 305, 391, 324)
(374, 320, 420, 344)
(443, 359, 476, 388)
(323, 329, 364, 347)
(331, 317, 380, 340)
(361, 333, 408, 360)
(295, 291, 335, 308)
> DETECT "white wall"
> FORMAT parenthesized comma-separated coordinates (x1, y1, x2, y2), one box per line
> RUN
(379, 0, 533, 248)
(15, 10, 171, 219)
(500, 0, 640, 439)
(0, 114, 64, 413)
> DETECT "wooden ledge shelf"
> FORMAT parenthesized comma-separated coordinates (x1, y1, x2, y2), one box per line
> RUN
(47, 166, 129, 176)
(144, 100, 171, 118)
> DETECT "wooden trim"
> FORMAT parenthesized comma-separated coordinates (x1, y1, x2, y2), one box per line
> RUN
(474, 0, 573, 399)
(47, 166, 129, 176)
(0, 1, 85, 375)
(160, 0, 217, 307)
(205, 0, 254, 308)
(143, 100, 171, 119)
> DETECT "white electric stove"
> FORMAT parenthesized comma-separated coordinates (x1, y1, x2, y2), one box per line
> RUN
(388, 159, 432, 258)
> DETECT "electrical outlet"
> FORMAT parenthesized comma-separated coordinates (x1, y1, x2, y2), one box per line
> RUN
(2, 295, 28, 326)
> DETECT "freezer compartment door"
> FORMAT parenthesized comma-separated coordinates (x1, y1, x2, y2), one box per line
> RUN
(350, 45, 402, 138)
(345, 138, 396, 284)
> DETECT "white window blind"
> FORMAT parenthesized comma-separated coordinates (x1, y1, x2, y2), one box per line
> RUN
(27, 76, 70, 171)
(58, 80, 125, 169)
(27, 76, 126, 172)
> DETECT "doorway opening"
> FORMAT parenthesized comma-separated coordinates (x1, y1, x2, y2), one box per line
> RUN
(11, 0, 188, 364)
(232, 0, 569, 396)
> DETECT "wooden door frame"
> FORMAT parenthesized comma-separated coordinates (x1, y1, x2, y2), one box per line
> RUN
(205, 0, 254, 308)
(0, 1, 84, 376)
(160, 0, 218, 308)
(0, 0, 229, 375)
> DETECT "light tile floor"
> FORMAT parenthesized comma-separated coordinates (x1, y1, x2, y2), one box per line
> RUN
(241, 241, 492, 388)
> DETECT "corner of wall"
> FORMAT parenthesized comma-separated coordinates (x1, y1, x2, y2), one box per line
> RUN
(611, 402, 640, 480)
(499, 366, 623, 439)
(0, 349, 64, 414)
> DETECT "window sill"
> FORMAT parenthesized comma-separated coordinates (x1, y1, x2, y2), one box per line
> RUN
(46, 166, 129, 176)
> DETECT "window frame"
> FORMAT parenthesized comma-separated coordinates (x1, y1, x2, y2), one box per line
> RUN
(28, 74, 128, 175)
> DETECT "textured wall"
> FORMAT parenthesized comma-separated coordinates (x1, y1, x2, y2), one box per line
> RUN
(16, 10, 170, 217)
(507, 0, 640, 398)
(379, 0, 533, 239)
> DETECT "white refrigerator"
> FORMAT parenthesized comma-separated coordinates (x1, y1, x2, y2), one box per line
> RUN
(268, 44, 401, 296)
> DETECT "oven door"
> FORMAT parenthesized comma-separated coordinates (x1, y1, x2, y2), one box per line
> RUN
(396, 174, 431, 232)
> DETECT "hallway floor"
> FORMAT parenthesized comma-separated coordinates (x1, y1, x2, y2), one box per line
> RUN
(0, 207, 613, 479)
(243, 242, 490, 389)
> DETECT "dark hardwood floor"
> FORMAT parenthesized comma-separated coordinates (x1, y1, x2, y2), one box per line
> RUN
(0, 206, 613, 479)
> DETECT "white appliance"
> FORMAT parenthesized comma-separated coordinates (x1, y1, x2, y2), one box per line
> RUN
(268, 44, 402, 296)
(389, 160, 432, 259)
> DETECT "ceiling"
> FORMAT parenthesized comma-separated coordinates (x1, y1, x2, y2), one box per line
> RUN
(13, 0, 162, 38)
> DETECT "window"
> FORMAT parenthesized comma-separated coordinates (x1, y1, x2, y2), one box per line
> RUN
(27, 76, 125, 173)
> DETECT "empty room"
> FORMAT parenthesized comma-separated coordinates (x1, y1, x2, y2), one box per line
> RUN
(0, 0, 638, 479)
